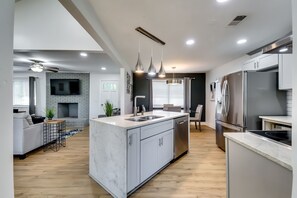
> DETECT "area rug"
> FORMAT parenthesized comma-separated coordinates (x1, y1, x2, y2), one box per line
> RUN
(61, 129, 83, 139)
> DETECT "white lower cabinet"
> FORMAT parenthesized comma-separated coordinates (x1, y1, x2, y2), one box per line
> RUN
(226, 139, 292, 198)
(140, 129, 173, 183)
(140, 133, 159, 182)
(127, 128, 141, 192)
(127, 120, 174, 192)
(157, 130, 174, 169)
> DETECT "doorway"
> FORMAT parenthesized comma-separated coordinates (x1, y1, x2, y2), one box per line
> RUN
(100, 80, 119, 115)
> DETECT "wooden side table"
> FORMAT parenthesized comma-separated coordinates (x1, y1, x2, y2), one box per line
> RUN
(43, 120, 66, 151)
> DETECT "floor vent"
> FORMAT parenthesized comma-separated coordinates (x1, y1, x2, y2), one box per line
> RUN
(228, 15, 247, 26)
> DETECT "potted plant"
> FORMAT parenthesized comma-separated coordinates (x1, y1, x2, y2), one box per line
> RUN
(46, 108, 55, 120)
(104, 101, 113, 117)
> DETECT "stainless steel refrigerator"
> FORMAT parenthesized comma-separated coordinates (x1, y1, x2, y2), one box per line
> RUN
(215, 71, 287, 151)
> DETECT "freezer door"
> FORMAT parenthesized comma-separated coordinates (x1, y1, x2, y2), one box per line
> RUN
(216, 71, 243, 126)
(216, 120, 243, 151)
(244, 72, 287, 130)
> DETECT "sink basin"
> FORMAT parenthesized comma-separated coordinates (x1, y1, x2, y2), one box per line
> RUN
(126, 115, 164, 122)
(140, 115, 164, 120)
(126, 117, 147, 122)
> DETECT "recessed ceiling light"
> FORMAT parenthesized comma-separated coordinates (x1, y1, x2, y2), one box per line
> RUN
(217, 0, 229, 3)
(186, 39, 195, 46)
(279, 47, 288, 53)
(237, 39, 247, 45)
(101, 67, 106, 70)
(80, 52, 88, 57)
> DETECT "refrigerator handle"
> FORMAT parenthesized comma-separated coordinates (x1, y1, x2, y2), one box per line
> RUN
(225, 80, 230, 117)
(222, 80, 227, 116)
(217, 120, 243, 132)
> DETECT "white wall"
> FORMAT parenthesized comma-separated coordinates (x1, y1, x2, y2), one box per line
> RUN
(291, 0, 297, 197)
(13, 72, 47, 116)
(205, 55, 251, 128)
(120, 68, 133, 115)
(0, 1, 14, 197)
(89, 73, 120, 119)
(14, 0, 101, 51)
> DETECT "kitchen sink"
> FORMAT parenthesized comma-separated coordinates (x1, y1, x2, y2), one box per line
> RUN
(126, 115, 164, 122)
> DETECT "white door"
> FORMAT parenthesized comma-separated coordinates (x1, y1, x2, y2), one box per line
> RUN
(127, 128, 140, 192)
(140, 135, 159, 183)
(100, 80, 119, 115)
(158, 130, 173, 168)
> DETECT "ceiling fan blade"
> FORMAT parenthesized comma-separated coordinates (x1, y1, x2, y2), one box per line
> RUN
(29, 59, 44, 63)
(44, 66, 59, 73)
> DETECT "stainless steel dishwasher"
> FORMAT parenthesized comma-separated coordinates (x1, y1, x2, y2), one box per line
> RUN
(174, 116, 189, 159)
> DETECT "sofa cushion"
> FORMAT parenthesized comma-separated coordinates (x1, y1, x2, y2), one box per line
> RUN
(25, 115, 34, 125)
(22, 118, 30, 128)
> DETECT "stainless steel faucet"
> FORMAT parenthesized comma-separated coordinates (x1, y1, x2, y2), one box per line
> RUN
(134, 96, 145, 116)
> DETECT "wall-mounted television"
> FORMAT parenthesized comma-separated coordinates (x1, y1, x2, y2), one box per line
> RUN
(50, 79, 80, 95)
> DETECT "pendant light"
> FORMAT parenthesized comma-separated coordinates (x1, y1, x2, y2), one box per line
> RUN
(166, 67, 182, 85)
(147, 48, 156, 76)
(135, 39, 144, 73)
(158, 48, 166, 78)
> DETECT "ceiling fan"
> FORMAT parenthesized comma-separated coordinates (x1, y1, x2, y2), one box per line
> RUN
(29, 59, 59, 73)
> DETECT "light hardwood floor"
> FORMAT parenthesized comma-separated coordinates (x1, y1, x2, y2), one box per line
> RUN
(14, 125, 226, 198)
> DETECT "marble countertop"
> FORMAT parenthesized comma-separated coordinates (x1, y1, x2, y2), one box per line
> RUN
(90, 110, 189, 129)
(224, 132, 292, 170)
(259, 116, 292, 126)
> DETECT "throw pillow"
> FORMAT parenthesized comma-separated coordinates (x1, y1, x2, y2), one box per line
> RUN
(26, 115, 34, 125)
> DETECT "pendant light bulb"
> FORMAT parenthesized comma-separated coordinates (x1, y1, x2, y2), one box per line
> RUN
(135, 52, 144, 73)
(148, 57, 156, 76)
(135, 39, 144, 73)
(148, 48, 156, 76)
(158, 48, 166, 78)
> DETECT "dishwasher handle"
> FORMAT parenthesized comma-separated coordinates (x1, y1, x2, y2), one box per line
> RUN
(177, 120, 187, 125)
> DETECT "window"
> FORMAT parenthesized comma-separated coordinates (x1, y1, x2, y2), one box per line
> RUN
(13, 78, 29, 106)
(152, 80, 184, 108)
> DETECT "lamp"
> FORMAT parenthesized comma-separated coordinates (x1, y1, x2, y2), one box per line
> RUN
(147, 48, 156, 76)
(30, 63, 44, 72)
(158, 48, 166, 78)
(135, 39, 144, 73)
(166, 67, 182, 85)
(135, 27, 166, 75)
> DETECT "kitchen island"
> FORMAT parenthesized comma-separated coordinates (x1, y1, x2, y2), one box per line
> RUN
(224, 132, 292, 198)
(89, 111, 189, 198)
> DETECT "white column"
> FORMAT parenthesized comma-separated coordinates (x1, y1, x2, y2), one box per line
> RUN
(291, 0, 297, 196)
(0, 1, 14, 197)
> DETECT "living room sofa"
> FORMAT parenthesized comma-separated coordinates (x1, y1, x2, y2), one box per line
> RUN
(13, 113, 43, 158)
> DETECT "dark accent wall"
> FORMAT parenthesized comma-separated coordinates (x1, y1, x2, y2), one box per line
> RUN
(133, 73, 206, 121)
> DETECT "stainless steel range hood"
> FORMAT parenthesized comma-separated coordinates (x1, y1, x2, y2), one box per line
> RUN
(262, 35, 293, 54)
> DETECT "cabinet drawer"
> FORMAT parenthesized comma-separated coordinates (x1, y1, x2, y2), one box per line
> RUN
(141, 120, 173, 140)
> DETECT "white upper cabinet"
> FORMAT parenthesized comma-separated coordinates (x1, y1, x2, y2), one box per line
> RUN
(279, 54, 293, 90)
(242, 58, 258, 71)
(258, 54, 278, 70)
(242, 54, 279, 71)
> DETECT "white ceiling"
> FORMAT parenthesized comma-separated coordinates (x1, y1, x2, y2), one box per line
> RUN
(85, 0, 292, 73)
(14, 0, 292, 74)
(13, 50, 119, 73)
(13, 0, 120, 74)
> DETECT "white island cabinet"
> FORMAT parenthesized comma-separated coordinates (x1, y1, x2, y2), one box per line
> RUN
(127, 128, 140, 192)
(225, 133, 292, 198)
(89, 111, 189, 198)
